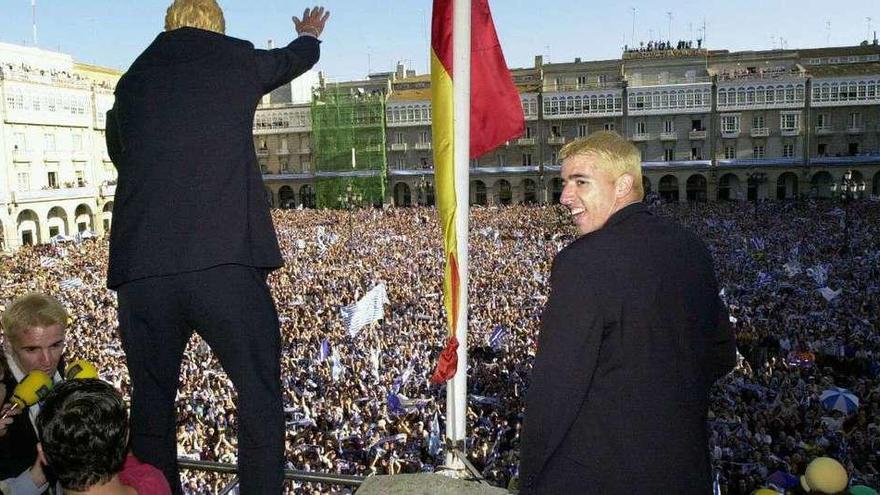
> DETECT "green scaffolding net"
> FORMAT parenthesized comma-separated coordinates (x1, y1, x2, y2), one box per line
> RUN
(311, 85, 387, 208)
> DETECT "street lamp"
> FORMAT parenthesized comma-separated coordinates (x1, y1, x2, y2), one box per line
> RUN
(337, 182, 363, 245)
(747, 171, 768, 219)
(416, 175, 429, 207)
(831, 169, 866, 256)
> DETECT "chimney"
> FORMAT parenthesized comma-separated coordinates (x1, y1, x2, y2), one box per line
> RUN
(534, 55, 543, 68)
(267, 39, 274, 49)
(396, 61, 406, 80)
(575, 57, 582, 63)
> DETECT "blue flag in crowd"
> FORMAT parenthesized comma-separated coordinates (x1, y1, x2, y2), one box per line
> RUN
(387, 392, 405, 415)
(428, 411, 441, 457)
(318, 339, 330, 362)
(331, 350, 344, 381)
(488, 325, 507, 351)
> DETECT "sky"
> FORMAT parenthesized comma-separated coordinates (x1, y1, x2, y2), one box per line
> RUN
(1, 1, 879, 81)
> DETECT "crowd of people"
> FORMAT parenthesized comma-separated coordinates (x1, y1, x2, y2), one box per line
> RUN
(0, 199, 877, 494)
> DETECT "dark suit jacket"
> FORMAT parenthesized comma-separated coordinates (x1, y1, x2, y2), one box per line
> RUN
(519, 202, 736, 494)
(0, 362, 63, 479)
(105, 28, 320, 289)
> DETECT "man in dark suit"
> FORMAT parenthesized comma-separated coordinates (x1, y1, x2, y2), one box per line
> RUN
(0, 292, 67, 490)
(105, 2, 329, 493)
(519, 131, 736, 494)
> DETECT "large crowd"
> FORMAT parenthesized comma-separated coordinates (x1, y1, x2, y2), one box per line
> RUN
(0, 199, 877, 494)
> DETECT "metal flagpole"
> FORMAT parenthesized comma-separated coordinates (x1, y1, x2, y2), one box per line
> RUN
(445, 0, 470, 470)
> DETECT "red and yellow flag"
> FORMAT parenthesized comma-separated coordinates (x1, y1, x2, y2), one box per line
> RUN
(429, 0, 524, 384)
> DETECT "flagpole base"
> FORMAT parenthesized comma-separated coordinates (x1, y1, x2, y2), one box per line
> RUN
(354, 473, 510, 494)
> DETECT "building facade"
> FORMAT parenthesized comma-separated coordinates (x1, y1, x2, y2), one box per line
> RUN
(2, 41, 878, 249)
(0, 42, 119, 250)
(256, 43, 880, 210)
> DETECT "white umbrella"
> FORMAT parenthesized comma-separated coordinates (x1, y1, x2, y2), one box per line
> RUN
(819, 387, 859, 414)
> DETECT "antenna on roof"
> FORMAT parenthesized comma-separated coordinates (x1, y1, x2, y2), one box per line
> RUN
(32, 0, 38, 46)
(825, 20, 831, 46)
(666, 12, 673, 42)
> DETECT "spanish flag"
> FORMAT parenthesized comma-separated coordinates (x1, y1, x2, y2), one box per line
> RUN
(430, 0, 524, 384)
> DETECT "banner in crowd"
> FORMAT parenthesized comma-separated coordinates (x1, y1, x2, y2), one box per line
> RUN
(340, 284, 389, 337)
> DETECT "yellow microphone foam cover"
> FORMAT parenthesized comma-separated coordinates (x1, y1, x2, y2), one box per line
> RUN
(11, 370, 53, 409)
(65, 360, 98, 380)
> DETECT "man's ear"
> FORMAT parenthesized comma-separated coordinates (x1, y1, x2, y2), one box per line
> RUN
(616, 173, 635, 198)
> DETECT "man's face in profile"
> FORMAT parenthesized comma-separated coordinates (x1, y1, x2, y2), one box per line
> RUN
(559, 153, 621, 235)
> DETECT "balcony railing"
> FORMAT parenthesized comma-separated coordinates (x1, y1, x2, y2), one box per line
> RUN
(256, 148, 269, 157)
(780, 128, 800, 137)
(297, 147, 311, 154)
(15, 186, 98, 203)
(413, 142, 433, 150)
(11, 149, 37, 162)
(631, 133, 651, 142)
(277, 148, 290, 156)
(100, 183, 116, 197)
(516, 137, 536, 146)
(721, 130, 740, 139)
(390, 143, 408, 151)
(815, 126, 834, 135)
(847, 126, 864, 134)
(688, 130, 708, 140)
(750, 127, 770, 138)
(547, 136, 566, 145)
(660, 131, 678, 141)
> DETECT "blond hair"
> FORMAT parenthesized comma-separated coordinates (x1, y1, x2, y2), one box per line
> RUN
(165, 0, 226, 34)
(1, 292, 69, 343)
(559, 131, 644, 199)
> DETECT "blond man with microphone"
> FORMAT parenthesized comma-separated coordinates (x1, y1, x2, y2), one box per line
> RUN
(0, 292, 68, 489)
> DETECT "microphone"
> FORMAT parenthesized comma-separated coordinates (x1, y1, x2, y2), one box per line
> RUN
(1, 370, 53, 420)
(65, 359, 98, 380)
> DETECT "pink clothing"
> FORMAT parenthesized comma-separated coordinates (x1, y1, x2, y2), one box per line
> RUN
(119, 455, 172, 495)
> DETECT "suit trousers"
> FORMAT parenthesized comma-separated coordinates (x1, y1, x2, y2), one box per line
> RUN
(117, 264, 283, 494)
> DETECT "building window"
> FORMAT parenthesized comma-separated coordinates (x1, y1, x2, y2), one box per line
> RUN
(47, 171, 58, 189)
(44, 133, 56, 151)
(849, 142, 859, 155)
(724, 146, 736, 159)
(522, 153, 533, 166)
(72, 134, 83, 150)
(663, 148, 674, 161)
(753, 146, 765, 159)
(691, 147, 702, 160)
(577, 75, 588, 87)
(817, 143, 827, 156)
(13, 132, 26, 151)
(578, 124, 587, 137)
(783, 144, 794, 157)
(75, 170, 85, 187)
(525, 127, 533, 138)
(17, 172, 30, 191)
(636, 121, 646, 134)
(816, 113, 829, 128)
(419, 130, 430, 143)
(691, 119, 703, 131)
(603, 122, 615, 131)
(849, 112, 861, 129)
(780, 113, 799, 131)
(396, 132, 404, 145)
(664, 120, 674, 133)
(752, 115, 765, 129)
(721, 115, 740, 133)
(550, 151, 558, 163)
(550, 125, 561, 138)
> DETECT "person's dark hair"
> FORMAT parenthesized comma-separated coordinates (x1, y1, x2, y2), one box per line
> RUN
(36, 379, 129, 491)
